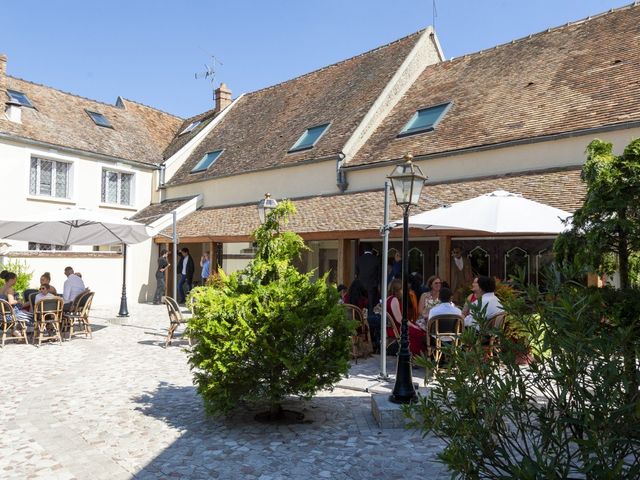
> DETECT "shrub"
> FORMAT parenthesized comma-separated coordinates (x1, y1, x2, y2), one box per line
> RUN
(407, 265, 640, 479)
(187, 200, 355, 416)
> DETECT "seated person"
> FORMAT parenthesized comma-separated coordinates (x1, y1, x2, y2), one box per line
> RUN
(40, 272, 58, 295)
(34, 284, 55, 304)
(464, 276, 504, 328)
(337, 284, 348, 304)
(461, 276, 479, 318)
(62, 266, 86, 311)
(346, 278, 368, 310)
(428, 287, 463, 320)
(0, 271, 33, 324)
(387, 278, 426, 356)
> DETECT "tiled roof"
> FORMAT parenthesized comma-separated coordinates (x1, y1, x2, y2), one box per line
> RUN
(349, 4, 640, 167)
(164, 167, 585, 239)
(130, 197, 195, 226)
(1, 77, 182, 165)
(162, 108, 218, 160)
(165, 30, 426, 186)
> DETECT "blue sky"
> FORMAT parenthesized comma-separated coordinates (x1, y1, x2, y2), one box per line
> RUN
(0, 0, 631, 118)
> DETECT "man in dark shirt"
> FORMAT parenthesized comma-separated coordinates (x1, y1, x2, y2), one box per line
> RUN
(177, 247, 195, 303)
(355, 243, 381, 313)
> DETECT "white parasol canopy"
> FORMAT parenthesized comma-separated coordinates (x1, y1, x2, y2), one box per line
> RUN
(0, 207, 151, 246)
(397, 190, 571, 234)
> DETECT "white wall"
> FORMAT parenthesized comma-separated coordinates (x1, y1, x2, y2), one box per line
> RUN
(0, 137, 156, 307)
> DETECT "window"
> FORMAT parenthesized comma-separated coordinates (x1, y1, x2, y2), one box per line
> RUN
(101, 169, 133, 205)
(29, 157, 70, 198)
(179, 120, 201, 135)
(86, 110, 113, 128)
(288, 123, 330, 153)
(28, 242, 69, 251)
(7, 89, 34, 108)
(398, 102, 451, 136)
(191, 150, 223, 173)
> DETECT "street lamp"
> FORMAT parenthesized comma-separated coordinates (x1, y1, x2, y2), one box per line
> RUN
(257, 193, 278, 223)
(388, 153, 427, 403)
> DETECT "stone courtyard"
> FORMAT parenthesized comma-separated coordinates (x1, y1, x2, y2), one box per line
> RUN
(0, 303, 449, 479)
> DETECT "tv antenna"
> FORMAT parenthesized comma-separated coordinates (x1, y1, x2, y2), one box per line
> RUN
(432, 0, 438, 29)
(194, 55, 223, 83)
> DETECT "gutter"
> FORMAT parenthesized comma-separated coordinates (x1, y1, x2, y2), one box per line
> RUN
(341, 120, 640, 171)
(0, 131, 160, 170)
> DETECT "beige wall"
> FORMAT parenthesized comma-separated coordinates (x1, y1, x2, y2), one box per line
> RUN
(165, 159, 337, 207)
(347, 127, 640, 190)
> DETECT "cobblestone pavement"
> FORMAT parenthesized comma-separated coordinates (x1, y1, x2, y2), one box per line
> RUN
(0, 303, 449, 479)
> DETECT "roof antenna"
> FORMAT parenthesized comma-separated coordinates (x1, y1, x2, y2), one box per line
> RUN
(195, 55, 223, 100)
(432, 0, 438, 29)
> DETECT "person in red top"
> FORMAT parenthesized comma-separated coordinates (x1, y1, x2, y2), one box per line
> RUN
(386, 278, 426, 356)
(461, 277, 480, 317)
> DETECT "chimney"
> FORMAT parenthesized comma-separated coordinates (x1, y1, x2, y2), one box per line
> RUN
(214, 83, 232, 113)
(0, 53, 7, 103)
(5, 100, 22, 123)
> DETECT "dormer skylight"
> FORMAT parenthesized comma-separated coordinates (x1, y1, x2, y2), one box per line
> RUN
(398, 102, 451, 137)
(191, 149, 223, 173)
(86, 110, 113, 128)
(179, 120, 202, 136)
(7, 89, 34, 108)
(288, 123, 330, 153)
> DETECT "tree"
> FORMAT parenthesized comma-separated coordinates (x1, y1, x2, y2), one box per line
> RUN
(555, 138, 640, 401)
(187, 200, 355, 418)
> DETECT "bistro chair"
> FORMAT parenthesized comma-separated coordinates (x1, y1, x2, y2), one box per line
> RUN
(343, 303, 373, 361)
(164, 296, 191, 347)
(385, 312, 401, 354)
(0, 298, 29, 347)
(33, 296, 64, 346)
(62, 290, 94, 341)
(485, 312, 507, 358)
(425, 314, 463, 373)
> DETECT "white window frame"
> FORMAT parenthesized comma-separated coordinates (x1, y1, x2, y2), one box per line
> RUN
(29, 156, 72, 199)
(101, 168, 135, 206)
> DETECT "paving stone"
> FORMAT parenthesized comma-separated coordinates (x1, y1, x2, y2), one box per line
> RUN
(0, 303, 449, 479)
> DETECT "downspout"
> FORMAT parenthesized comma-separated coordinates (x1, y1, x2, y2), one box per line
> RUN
(336, 152, 348, 192)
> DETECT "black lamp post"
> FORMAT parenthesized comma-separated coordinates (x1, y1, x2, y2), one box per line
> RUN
(117, 243, 129, 317)
(257, 193, 278, 223)
(388, 153, 427, 403)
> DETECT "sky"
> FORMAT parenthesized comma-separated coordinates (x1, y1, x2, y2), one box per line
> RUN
(0, 0, 632, 119)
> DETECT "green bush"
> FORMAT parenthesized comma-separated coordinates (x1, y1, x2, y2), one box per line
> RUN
(407, 265, 640, 479)
(0, 260, 33, 294)
(187, 200, 355, 416)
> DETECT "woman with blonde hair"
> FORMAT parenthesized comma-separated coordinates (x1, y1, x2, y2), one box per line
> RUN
(40, 272, 57, 295)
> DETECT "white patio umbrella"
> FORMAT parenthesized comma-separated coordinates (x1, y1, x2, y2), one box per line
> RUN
(0, 207, 152, 317)
(396, 190, 571, 234)
(0, 207, 150, 245)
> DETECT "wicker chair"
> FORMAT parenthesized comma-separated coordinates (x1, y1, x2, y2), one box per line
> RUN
(385, 312, 401, 353)
(62, 291, 94, 341)
(343, 303, 373, 361)
(485, 312, 507, 358)
(33, 296, 64, 346)
(164, 296, 191, 347)
(425, 314, 463, 372)
(0, 299, 29, 347)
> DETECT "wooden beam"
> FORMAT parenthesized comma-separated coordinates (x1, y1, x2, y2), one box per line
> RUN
(438, 235, 451, 284)
(337, 239, 353, 286)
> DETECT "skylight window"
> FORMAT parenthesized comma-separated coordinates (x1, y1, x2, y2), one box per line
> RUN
(7, 89, 34, 108)
(398, 102, 451, 136)
(179, 120, 202, 135)
(86, 110, 113, 128)
(288, 123, 330, 153)
(191, 150, 223, 173)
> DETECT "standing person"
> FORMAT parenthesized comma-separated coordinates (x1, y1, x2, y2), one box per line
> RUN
(177, 247, 194, 304)
(450, 247, 473, 304)
(62, 266, 86, 311)
(200, 251, 211, 286)
(153, 249, 170, 304)
(356, 243, 380, 313)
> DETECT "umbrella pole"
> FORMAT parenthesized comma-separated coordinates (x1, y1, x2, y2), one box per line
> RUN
(380, 181, 390, 379)
(117, 243, 129, 317)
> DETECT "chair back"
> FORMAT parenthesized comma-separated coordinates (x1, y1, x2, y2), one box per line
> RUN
(34, 296, 64, 321)
(386, 312, 401, 339)
(23, 288, 38, 306)
(164, 296, 184, 323)
(29, 292, 38, 309)
(342, 303, 364, 323)
(427, 314, 463, 337)
(78, 291, 94, 316)
(0, 298, 13, 320)
(487, 312, 506, 331)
